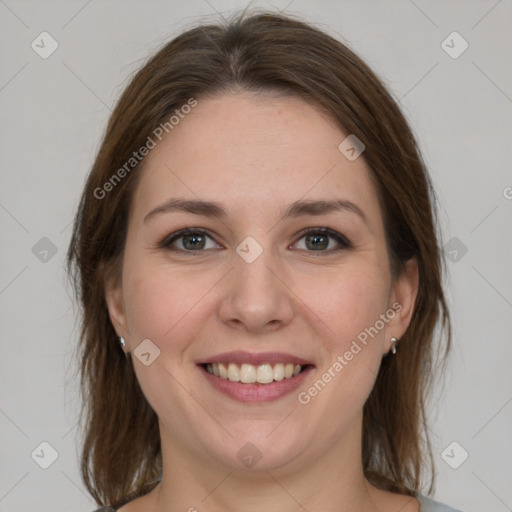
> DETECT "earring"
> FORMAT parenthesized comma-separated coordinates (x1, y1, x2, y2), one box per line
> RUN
(119, 336, 129, 358)
(390, 337, 398, 355)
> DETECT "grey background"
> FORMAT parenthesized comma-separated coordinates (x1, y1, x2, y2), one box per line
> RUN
(1, 1, 511, 511)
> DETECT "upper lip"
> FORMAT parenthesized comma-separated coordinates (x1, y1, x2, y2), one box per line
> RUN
(198, 351, 314, 367)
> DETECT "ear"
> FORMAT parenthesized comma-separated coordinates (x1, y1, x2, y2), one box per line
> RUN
(385, 257, 419, 353)
(104, 262, 129, 344)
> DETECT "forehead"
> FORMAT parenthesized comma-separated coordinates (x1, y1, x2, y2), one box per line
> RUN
(131, 92, 382, 225)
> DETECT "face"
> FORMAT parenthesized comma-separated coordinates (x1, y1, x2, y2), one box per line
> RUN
(106, 92, 418, 474)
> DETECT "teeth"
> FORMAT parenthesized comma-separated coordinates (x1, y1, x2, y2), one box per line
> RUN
(205, 362, 306, 384)
(227, 363, 240, 382)
(218, 363, 228, 379)
(257, 364, 274, 384)
(273, 363, 284, 381)
(240, 363, 256, 383)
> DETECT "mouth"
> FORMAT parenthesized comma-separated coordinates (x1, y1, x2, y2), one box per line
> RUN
(197, 351, 315, 402)
(201, 362, 311, 384)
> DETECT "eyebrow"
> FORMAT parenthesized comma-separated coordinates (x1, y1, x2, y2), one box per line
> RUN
(143, 197, 368, 225)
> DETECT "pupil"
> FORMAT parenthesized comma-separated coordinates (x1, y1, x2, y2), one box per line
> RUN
(183, 234, 205, 250)
(306, 234, 328, 250)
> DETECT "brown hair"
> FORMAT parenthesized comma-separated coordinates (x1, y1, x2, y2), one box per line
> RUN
(67, 9, 451, 507)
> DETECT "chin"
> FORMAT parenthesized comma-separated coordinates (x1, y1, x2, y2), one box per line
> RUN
(203, 424, 306, 472)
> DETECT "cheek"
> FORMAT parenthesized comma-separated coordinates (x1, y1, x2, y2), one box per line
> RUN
(122, 258, 223, 352)
(298, 262, 391, 346)
(124, 271, 178, 342)
(121, 263, 216, 433)
(298, 261, 390, 401)
(294, 282, 387, 433)
(123, 262, 194, 343)
(291, 266, 392, 449)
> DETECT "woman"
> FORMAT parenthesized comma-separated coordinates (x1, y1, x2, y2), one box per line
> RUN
(67, 10, 462, 512)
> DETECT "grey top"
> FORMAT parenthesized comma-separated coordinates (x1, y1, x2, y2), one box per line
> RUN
(93, 493, 463, 511)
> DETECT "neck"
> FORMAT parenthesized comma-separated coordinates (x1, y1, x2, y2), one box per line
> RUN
(149, 414, 382, 512)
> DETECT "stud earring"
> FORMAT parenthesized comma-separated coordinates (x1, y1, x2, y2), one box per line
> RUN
(119, 336, 130, 358)
(390, 337, 398, 355)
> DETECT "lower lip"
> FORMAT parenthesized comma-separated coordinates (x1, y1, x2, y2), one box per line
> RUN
(199, 365, 314, 403)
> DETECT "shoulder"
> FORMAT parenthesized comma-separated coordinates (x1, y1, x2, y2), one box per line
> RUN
(416, 493, 464, 512)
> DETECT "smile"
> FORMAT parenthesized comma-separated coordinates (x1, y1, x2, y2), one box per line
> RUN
(204, 362, 304, 384)
(198, 351, 315, 402)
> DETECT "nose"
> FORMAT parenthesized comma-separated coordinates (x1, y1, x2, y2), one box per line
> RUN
(218, 248, 295, 334)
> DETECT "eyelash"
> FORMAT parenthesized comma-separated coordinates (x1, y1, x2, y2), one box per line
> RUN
(159, 227, 352, 255)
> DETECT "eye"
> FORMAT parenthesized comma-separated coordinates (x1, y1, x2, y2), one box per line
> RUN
(291, 228, 352, 253)
(160, 228, 222, 252)
(159, 227, 351, 254)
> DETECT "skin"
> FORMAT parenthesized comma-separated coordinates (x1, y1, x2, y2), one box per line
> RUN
(106, 92, 420, 512)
